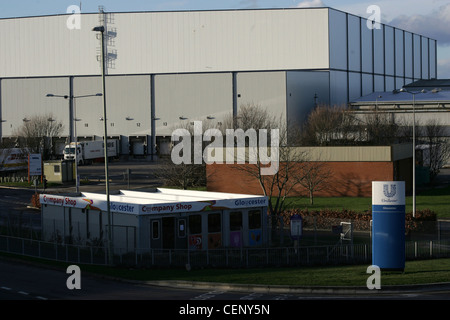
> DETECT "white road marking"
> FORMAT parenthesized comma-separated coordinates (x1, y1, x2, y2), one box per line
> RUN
(1, 284, 48, 300)
(191, 291, 225, 300)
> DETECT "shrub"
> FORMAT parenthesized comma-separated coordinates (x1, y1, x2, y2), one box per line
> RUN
(282, 208, 437, 234)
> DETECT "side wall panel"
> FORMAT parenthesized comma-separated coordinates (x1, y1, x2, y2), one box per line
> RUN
(154, 73, 233, 136)
(1, 77, 70, 136)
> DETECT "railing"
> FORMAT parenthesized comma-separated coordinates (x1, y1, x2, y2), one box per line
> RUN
(1, 234, 450, 268)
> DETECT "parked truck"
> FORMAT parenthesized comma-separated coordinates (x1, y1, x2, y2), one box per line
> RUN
(63, 140, 118, 165)
(0, 148, 28, 172)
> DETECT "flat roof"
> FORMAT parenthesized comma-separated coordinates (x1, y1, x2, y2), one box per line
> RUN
(40, 188, 268, 215)
(350, 90, 450, 105)
(404, 79, 450, 89)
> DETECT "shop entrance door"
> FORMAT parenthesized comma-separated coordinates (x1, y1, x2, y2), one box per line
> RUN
(162, 217, 175, 249)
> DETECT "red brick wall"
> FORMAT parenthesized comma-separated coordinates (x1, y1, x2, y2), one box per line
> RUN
(206, 162, 395, 197)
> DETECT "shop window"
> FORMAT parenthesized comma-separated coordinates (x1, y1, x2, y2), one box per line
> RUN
(248, 210, 261, 229)
(152, 220, 160, 240)
(230, 211, 242, 231)
(189, 215, 202, 234)
(208, 213, 221, 233)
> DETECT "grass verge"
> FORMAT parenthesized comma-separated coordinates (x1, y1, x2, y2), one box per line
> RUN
(281, 185, 450, 219)
(2, 251, 449, 287)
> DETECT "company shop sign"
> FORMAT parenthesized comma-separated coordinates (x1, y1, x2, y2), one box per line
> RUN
(41, 194, 268, 215)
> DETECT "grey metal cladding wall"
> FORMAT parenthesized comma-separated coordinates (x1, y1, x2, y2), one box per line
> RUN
(329, 8, 436, 82)
(361, 18, 373, 74)
(421, 38, 429, 79)
(404, 32, 413, 79)
(429, 40, 437, 79)
(413, 34, 421, 79)
(154, 73, 232, 136)
(286, 71, 330, 126)
(236, 71, 287, 124)
(330, 70, 348, 105)
(1, 77, 70, 136)
(373, 25, 385, 75)
(328, 9, 348, 71)
(73, 75, 151, 138)
(362, 73, 373, 96)
(349, 72, 361, 101)
(0, 9, 330, 78)
(108, 9, 330, 74)
(0, 14, 100, 78)
(347, 15, 361, 73)
(384, 26, 395, 76)
(395, 29, 404, 77)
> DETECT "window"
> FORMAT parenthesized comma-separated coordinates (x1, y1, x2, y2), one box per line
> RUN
(54, 165, 60, 173)
(152, 220, 160, 240)
(230, 211, 242, 231)
(189, 215, 202, 234)
(248, 210, 261, 229)
(208, 213, 221, 233)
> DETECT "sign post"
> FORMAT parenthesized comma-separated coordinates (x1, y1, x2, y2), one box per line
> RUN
(28, 154, 43, 182)
(372, 181, 405, 271)
(290, 214, 303, 253)
(290, 214, 303, 240)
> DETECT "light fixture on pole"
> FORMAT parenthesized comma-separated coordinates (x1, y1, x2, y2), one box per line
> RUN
(399, 88, 426, 218)
(92, 24, 113, 265)
(46, 93, 102, 193)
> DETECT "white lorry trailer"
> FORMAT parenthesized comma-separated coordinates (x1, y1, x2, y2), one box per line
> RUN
(63, 140, 118, 165)
(0, 148, 28, 172)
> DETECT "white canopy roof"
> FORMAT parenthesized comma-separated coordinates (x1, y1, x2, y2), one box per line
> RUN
(40, 188, 268, 215)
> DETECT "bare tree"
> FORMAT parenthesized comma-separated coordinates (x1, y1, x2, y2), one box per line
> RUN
(300, 104, 357, 146)
(420, 119, 450, 181)
(362, 111, 399, 145)
(153, 118, 219, 189)
(154, 159, 206, 190)
(219, 104, 307, 240)
(13, 113, 64, 159)
(294, 160, 332, 205)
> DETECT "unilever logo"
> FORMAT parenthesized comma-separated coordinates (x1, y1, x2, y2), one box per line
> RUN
(383, 184, 397, 198)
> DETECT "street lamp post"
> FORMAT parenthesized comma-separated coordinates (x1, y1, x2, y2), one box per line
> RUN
(46, 93, 102, 193)
(92, 24, 113, 265)
(399, 88, 426, 218)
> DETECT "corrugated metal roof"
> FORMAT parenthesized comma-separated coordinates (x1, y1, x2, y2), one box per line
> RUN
(404, 79, 450, 89)
(351, 90, 450, 104)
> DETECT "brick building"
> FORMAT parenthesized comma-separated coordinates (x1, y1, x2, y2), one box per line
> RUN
(206, 144, 413, 197)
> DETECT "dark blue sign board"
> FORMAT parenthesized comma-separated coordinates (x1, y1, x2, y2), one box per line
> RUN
(290, 214, 303, 240)
(372, 181, 405, 271)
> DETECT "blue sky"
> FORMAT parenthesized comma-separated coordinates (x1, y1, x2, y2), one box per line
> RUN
(0, 0, 449, 78)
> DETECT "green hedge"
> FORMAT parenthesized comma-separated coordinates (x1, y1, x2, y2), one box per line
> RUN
(281, 208, 437, 234)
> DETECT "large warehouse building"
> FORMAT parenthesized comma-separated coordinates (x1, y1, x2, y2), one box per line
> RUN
(0, 7, 437, 159)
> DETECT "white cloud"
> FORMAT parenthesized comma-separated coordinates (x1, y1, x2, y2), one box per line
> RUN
(295, 0, 325, 8)
(388, 3, 450, 45)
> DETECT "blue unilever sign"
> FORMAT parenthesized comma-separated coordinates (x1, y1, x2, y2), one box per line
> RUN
(372, 181, 406, 271)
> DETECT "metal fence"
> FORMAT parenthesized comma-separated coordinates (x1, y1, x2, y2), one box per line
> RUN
(1, 211, 450, 268)
(1, 234, 450, 268)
